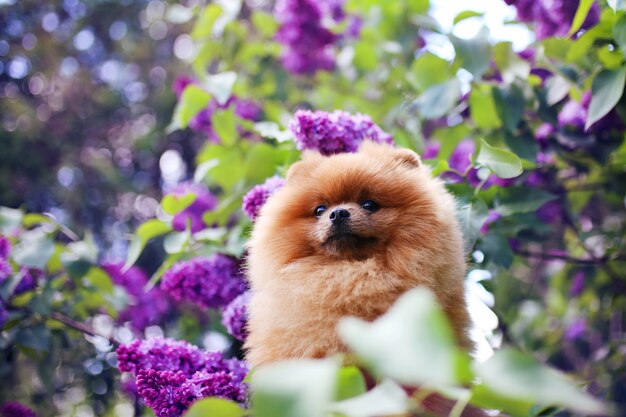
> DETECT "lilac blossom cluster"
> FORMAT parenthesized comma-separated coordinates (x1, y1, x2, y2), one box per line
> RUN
(242, 176, 285, 221)
(290, 109, 394, 155)
(0, 402, 37, 417)
(189, 98, 261, 143)
(116, 337, 248, 417)
(221, 291, 250, 342)
(102, 263, 171, 332)
(166, 182, 218, 233)
(160, 254, 246, 310)
(504, 0, 599, 39)
(275, 0, 338, 74)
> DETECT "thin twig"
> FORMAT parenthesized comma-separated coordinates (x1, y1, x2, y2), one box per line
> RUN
(513, 249, 625, 265)
(49, 311, 117, 345)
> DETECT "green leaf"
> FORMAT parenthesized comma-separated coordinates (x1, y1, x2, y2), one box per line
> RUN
(162, 193, 197, 216)
(196, 144, 245, 191)
(354, 40, 377, 71)
(409, 53, 451, 92)
(503, 132, 538, 163)
(495, 187, 558, 216)
(453, 10, 483, 25)
(202, 72, 237, 106)
(475, 139, 522, 179)
(335, 366, 367, 401)
(492, 84, 525, 131)
(479, 234, 514, 268)
(15, 324, 51, 352)
(474, 349, 608, 416)
(469, 84, 501, 130)
(407, 0, 429, 14)
(330, 379, 410, 417)
(22, 213, 54, 228)
(569, 0, 595, 36)
(124, 220, 172, 270)
(597, 45, 624, 69)
(252, 359, 339, 417)
(493, 42, 530, 84)
(545, 75, 571, 106)
(245, 143, 289, 183)
(185, 398, 245, 417)
(252, 11, 279, 38)
(0, 206, 23, 234)
(163, 230, 191, 254)
(169, 85, 211, 132)
(12, 229, 55, 270)
(450, 30, 492, 78)
(458, 198, 489, 253)
(586, 66, 626, 130)
(613, 14, 626, 57)
(338, 288, 466, 389)
(212, 108, 238, 146)
(254, 121, 293, 143)
(412, 79, 461, 119)
(191, 4, 222, 39)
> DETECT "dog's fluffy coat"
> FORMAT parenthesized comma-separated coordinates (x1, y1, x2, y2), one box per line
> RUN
(245, 141, 471, 368)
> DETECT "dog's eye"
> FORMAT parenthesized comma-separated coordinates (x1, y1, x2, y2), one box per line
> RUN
(361, 200, 379, 212)
(314, 205, 327, 217)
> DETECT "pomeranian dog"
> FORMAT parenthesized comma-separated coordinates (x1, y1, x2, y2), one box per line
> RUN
(245, 141, 472, 368)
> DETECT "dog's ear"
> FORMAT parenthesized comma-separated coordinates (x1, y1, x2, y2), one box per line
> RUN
(393, 147, 421, 168)
(286, 151, 322, 182)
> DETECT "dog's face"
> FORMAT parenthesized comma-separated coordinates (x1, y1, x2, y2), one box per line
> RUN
(253, 141, 444, 263)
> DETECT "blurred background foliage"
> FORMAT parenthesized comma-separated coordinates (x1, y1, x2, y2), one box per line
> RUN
(1, 0, 626, 416)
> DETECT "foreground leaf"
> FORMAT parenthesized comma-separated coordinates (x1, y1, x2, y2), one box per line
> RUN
(338, 288, 467, 389)
(330, 379, 410, 417)
(185, 398, 245, 417)
(586, 66, 626, 130)
(475, 139, 522, 179)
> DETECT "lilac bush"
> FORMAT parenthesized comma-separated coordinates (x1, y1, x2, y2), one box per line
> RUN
(221, 291, 250, 342)
(167, 182, 218, 233)
(242, 176, 285, 221)
(0, 402, 37, 417)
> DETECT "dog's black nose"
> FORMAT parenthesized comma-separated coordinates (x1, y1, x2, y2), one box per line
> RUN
(329, 208, 350, 224)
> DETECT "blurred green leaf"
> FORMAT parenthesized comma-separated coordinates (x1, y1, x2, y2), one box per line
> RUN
(354, 40, 377, 71)
(492, 84, 525, 131)
(254, 121, 293, 143)
(212, 108, 238, 146)
(503, 132, 538, 162)
(407, 0, 429, 14)
(191, 4, 223, 39)
(22, 213, 54, 228)
(545, 75, 571, 106)
(613, 14, 626, 57)
(569, 0, 596, 36)
(469, 84, 501, 130)
(12, 229, 55, 270)
(413, 79, 461, 119)
(451, 30, 492, 78)
(197, 144, 245, 190)
(330, 379, 410, 417)
(185, 398, 245, 417)
(476, 139, 522, 179)
(338, 288, 467, 388)
(164, 230, 191, 254)
(409, 53, 451, 92)
(586, 66, 626, 130)
(124, 220, 172, 270)
(479, 234, 514, 268)
(0, 206, 23, 234)
(458, 198, 489, 253)
(597, 45, 624, 69)
(453, 10, 483, 25)
(169, 85, 211, 131)
(202, 72, 237, 106)
(495, 187, 557, 216)
(252, 359, 339, 417)
(15, 324, 51, 353)
(251, 11, 278, 38)
(335, 366, 367, 401)
(493, 42, 530, 84)
(162, 193, 196, 216)
(474, 349, 608, 416)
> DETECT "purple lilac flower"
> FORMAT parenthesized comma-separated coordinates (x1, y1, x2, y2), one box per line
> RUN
(160, 255, 246, 310)
(422, 141, 440, 160)
(569, 271, 586, 297)
(481, 210, 502, 235)
(0, 300, 8, 329)
(116, 337, 248, 416)
(535, 123, 555, 145)
(167, 182, 218, 233)
(102, 263, 172, 332)
(0, 235, 9, 259)
(242, 176, 286, 221)
(0, 236, 12, 281)
(564, 318, 587, 340)
(13, 268, 42, 295)
(537, 200, 562, 224)
(189, 97, 262, 143)
(221, 292, 250, 342)
(172, 75, 195, 99)
(442, 139, 484, 187)
(558, 97, 587, 130)
(290, 109, 394, 155)
(136, 369, 247, 417)
(0, 402, 37, 417)
(275, 0, 337, 75)
(505, 0, 599, 40)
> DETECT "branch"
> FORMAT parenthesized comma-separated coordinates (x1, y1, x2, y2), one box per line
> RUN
(49, 311, 118, 346)
(513, 249, 625, 265)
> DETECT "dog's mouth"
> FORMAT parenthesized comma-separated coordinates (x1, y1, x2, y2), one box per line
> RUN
(323, 227, 378, 255)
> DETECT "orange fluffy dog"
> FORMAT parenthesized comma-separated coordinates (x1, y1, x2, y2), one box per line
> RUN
(245, 141, 472, 368)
